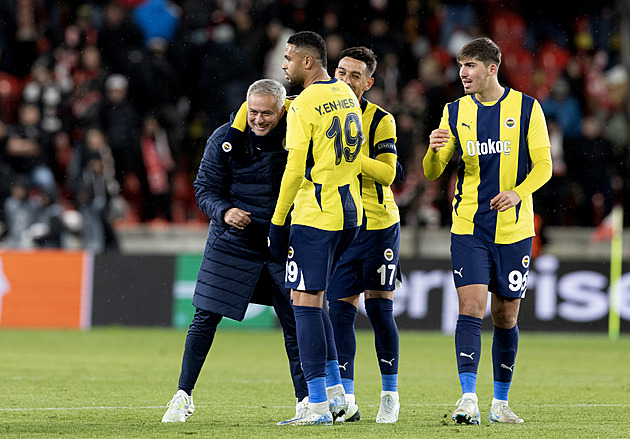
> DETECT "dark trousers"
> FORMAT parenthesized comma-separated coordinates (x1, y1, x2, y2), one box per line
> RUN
(177, 265, 307, 400)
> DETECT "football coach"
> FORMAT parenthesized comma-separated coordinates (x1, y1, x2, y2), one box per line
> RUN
(162, 79, 307, 423)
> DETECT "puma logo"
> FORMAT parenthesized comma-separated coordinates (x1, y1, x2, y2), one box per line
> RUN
(461, 122, 472, 130)
(339, 362, 348, 371)
(459, 352, 474, 360)
(501, 363, 514, 372)
(454, 268, 463, 278)
(380, 358, 395, 366)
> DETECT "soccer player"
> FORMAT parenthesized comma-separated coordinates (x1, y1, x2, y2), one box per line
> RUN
(423, 37, 552, 425)
(161, 79, 308, 423)
(327, 46, 401, 423)
(268, 31, 363, 426)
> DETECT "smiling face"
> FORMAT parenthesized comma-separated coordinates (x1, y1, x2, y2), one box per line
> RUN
(247, 93, 285, 137)
(335, 56, 374, 100)
(458, 57, 496, 97)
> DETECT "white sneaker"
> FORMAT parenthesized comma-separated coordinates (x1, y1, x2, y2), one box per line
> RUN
(489, 400, 524, 424)
(452, 394, 480, 425)
(277, 404, 333, 426)
(295, 396, 309, 418)
(161, 390, 194, 423)
(336, 401, 360, 422)
(326, 384, 348, 422)
(376, 391, 400, 423)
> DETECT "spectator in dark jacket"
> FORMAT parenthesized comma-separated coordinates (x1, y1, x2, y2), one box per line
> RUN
(2, 102, 56, 193)
(161, 79, 307, 423)
(99, 73, 152, 221)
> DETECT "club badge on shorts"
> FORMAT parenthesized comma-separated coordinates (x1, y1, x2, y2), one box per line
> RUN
(384, 248, 394, 261)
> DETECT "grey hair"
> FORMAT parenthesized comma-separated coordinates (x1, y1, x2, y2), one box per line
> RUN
(247, 79, 286, 113)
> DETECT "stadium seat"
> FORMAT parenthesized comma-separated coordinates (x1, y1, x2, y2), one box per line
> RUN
(501, 48, 535, 95)
(537, 41, 571, 91)
(538, 41, 570, 72)
(171, 169, 206, 223)
(0, 73, 24, 124)
(490, 11, 526, 51)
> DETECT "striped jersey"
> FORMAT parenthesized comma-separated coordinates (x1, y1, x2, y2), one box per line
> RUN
(360, 97, 400, 230)
(272, 78, 364, 231)
(428, 88, 551, 244)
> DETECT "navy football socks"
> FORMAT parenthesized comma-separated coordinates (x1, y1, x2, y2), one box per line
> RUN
(321, 310, 343, 388)
(492, 324, 519, 401)
(365, 298, 399, 391)
(328, 299, 358, 390)
(292, 304, 327, 403)
(455, 314, 482, 395)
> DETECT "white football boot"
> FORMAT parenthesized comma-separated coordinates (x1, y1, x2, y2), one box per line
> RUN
(452, 393, 480, 425)
(161, 390, 195, 423)
(295, 396, 309, 418)
(335, 393, 360, 422)
(326, 384, 348, 422)
(376, 391, 400, 423)
(277, 401, 333, 426)
(489, 399, 524, 423)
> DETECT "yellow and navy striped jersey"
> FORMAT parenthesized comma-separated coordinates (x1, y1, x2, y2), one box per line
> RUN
(360, 98, 400, 230)
(424, 88, 551, 244)
(272, 78, 363, 231)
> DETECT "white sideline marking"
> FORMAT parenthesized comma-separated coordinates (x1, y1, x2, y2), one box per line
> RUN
(1, 406, 166, 411)
(2, 403, 629, 412)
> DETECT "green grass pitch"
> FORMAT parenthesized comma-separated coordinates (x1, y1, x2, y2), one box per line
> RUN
(1, 327, 629, 438)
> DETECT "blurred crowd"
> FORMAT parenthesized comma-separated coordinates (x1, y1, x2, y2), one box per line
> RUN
(0, 0, 628, 252)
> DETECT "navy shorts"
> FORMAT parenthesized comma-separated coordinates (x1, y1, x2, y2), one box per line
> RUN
(327, 223, 401, 301)
(450, 233, 532, 299)
(285, 224, 359, 292)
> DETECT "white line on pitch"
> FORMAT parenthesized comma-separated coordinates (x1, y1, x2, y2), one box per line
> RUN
(2, 403, 629, 412)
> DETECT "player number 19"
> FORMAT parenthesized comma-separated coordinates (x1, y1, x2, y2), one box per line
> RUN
(286, 261, 299, 283)
(326, 113, 363, 165)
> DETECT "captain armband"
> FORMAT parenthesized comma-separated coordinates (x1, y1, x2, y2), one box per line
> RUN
(374, 140, 397, 155)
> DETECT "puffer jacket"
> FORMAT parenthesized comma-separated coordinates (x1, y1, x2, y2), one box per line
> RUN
(191, 114, 289, 320)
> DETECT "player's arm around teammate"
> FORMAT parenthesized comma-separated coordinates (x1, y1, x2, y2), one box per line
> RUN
(162, 79, 308, 423)
(326, 46, 402, 424)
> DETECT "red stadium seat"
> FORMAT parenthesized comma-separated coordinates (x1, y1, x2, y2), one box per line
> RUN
(538, 41, 571, 72)
(491, 10, 526, 51)
(536, 41, 571, 91)
(502, 48, 534, 74)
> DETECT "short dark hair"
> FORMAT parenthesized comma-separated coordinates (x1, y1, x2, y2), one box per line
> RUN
(287, 31, 327, 69)
(340, 46, 378, 77)
(457, 37, 501, 67)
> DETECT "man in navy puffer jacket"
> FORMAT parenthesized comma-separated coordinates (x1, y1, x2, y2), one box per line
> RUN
(162, 79, 307, 423)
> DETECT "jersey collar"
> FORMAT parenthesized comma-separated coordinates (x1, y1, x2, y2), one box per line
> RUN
(360, 96, 369, 113)
(314, 77, 337, 85)
(472, 87, 511, 107)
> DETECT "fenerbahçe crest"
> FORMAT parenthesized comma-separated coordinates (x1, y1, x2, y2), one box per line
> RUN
(222, 142, 232, 152)
(384, 248, 394, 261)
(287, 246, 294, 259)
